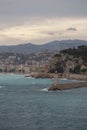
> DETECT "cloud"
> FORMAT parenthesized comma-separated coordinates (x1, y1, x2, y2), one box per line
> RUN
(0, 0, 87, 21)
(0, 18, 87, 45)
(47, 32, 56, 36)
(41, 31, 57, 36)
(67, 27, 77, 31)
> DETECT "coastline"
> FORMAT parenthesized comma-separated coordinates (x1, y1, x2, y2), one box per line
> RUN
(0, 72, 87, 91)
(25, 72, 87, 80)
(0, 71, 87, 80)
(69, 74, 87, 81)
(24, 72, 87, 91)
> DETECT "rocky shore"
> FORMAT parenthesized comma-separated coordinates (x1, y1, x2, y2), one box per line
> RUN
(31, 72, 54, 78)
(26, 72, 87, 80)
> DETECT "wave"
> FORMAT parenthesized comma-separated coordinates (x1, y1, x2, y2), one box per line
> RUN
(41, 88, 48, 92)
(27, 77, 35, 79)
(0, 85, 6, 89)
(26, 76, 32, 79)
(0, 86, 3, 89)
(32, 82, 36, 84)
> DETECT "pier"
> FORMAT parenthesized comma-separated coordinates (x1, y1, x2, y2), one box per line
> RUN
(49, 72, 87, 91)
(49, 61, 87, 91)
(49, 80, 87, 91)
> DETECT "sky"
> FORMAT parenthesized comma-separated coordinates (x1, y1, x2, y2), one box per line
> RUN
(0, 0, 87, 45)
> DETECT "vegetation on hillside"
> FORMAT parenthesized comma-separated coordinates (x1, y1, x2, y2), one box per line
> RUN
(49, 46, 87, 74)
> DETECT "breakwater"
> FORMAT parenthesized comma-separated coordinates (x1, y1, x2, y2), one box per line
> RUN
(49, 81, 87, 91)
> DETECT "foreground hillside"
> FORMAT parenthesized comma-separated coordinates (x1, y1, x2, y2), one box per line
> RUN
(49, 45, 87, 74)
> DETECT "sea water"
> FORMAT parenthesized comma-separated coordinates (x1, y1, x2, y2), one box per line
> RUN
(0, 74, 87, 130)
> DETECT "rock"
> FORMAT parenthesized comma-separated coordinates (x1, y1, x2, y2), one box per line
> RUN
(31, 73, 54, 78)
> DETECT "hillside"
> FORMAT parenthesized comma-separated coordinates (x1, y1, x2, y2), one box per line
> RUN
(49, 45, 87, 74)
(0, 40, 87, 53)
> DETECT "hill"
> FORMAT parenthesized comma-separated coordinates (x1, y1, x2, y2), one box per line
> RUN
(0, 39, 87, 53)
(49, 45, 87, 74)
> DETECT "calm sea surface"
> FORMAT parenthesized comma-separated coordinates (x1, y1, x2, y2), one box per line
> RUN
(0, 74, 87, 130)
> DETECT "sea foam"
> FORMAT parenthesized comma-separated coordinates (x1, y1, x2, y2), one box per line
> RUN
(0, 86, 3, 89)
(41, 88, 48, 92)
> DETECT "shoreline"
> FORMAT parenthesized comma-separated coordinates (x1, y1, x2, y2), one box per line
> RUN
(25, 72, 87, 81)
(69, 74, 87, 81)
(0, 72, 25, 76)
(0, 72, 87, 80)
(0, 72, 87, 91)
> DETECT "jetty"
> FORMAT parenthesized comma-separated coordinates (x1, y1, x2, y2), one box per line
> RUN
(48, 81, 87, 91)
(49, 61, 87, 91)
(48, 72, 87, 91)
(24, 71, 87, 91)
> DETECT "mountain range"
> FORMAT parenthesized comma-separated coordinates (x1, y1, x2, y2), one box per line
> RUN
(0, 39, 87, 53)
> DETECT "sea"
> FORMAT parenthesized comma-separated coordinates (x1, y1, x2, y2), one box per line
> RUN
(0, 74, 87, 130)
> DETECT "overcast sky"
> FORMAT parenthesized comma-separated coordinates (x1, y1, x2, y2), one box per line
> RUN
(0, 0, 87, 45)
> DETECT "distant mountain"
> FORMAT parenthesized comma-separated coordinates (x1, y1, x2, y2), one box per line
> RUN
(0, 40, 87, 53)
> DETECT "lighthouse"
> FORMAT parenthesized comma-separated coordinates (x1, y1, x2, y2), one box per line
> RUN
(54, 71, 58, 86)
